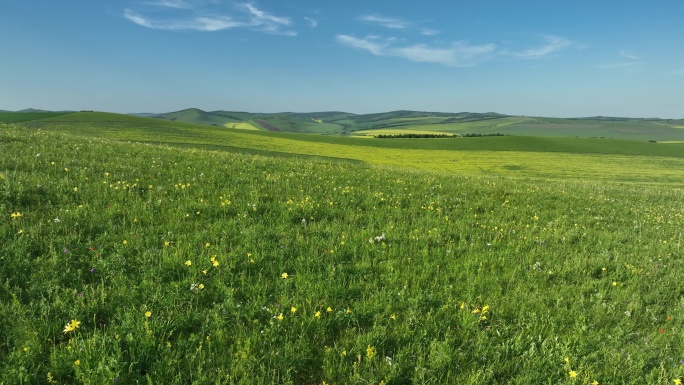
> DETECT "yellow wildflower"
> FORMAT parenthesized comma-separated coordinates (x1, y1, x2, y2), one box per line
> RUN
(281, 272, 288, 279)
(199, 284, 205, 290)
(327, 307, 333, 313)
(569, 370, 577, 378)
(145, 311, 152, 318)
(674, 380, 682, 385)
(74, 359, 80, 366)
(63, 319, 81, 333)
(366, 345, 376, 360)
(277, 313, 284, 321)
(389, 314, 396, 320)
(291, 306, 297, 314)
(315, 311, 321, 319)
(185, 260, 192, 266)
(10, 212, 22, 219)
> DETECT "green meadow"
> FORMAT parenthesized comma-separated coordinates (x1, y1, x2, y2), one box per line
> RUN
(1, 113, 684, 384)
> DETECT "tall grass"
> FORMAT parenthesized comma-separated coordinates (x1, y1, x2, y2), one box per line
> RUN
(1, 125, 683, 384)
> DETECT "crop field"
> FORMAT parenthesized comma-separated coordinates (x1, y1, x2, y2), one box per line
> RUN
(1, 124, 683, 384)
(225, 122, 260, 131)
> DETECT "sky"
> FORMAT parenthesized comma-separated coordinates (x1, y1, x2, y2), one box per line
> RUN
(2, 0, 684, 118)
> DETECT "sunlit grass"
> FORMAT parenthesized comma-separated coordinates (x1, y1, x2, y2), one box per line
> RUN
(1, 124, 683, 384)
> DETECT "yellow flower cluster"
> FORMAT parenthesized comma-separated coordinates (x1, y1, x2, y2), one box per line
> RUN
(63, 319, 81, 334)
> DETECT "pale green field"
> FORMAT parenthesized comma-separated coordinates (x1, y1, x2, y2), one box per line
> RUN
(224, 122, 260, 130)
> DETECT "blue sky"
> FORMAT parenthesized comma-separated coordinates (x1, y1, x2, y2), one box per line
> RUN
(2, 0, 683, 117)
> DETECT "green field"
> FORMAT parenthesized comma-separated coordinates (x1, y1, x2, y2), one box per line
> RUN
(16, 112, 684, 185)
(0, 111, 74, 123)
(152, 109, 684, 141)
(2, 112, 684, 384)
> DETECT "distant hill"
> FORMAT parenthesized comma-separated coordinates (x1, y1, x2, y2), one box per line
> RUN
(3, 106, 683, 141)
(152, 108, 684, 141)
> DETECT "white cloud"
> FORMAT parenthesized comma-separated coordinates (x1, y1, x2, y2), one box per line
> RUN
(124, 9, 244, 31)
(148, 0, 192, 9)
(124, 2, 295, 35)
(360, 15, 410, 29)
(620, 50, 640, 61)
(512, 35, 571, 59)
(336, 35, 496, 67)
(595, 50, 643, 70)
(304, 17, 318, 28)
(360, 14, 440, 36)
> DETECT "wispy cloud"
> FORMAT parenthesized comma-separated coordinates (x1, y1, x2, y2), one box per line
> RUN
(303, 17, 317, 28)
(124, 2, 295, 35)
(595, 61, 642, 69)
(147, 0, 193, 9)
(620, 50, 640, 61)
(595, 50, 643, 70)
(360, 15, 409, 29)
(360, 14, 440, 36)
(124, 8, 244, 31)
(511, 35, 571, 59)
(336, 35, 496, 67)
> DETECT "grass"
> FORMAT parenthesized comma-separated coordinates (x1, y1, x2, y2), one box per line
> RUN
(1, 123, 683, 384)
(0, 112, 74, 123)
(20, 112, 684, 185)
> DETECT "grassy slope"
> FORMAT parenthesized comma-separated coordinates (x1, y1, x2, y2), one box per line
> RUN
(0, 111, 75, 123)
(151, 108, 684, 140)
(1, 125, 683, 384)
(22, 112, 684, 185)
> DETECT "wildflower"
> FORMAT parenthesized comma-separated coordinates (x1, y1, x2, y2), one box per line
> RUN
(198, 284, 204, 290)
(123, 240, 128, 245)
(281, 272, 288, 279)
(205, 243, 210, 247)
(564, 357, 570, 364)
(63, 319, 81, 333)
(366, 345, 376, 360)
(612, 281, 617, 286)
(185, 260, 192, 266)
(74, 359, 80, 366)
(315, 311, 321, 319)
(591, 381, 599, 385)
(17, 229, 24, 234)
(291, 306, 297, 314)
(212, 260, 219, 267)
(346, 307, 351, 314)
(10, 212, 22, 219)
(277, 313, 284, 321)
(327, 307, 333, 313)
(389, 314, 396, 320)
(73, 187, 78, 192)
(569, 370, 577, 378)
(47, 372, 54, 383)
(164, 241, 170, 247)
(674, 379, 682, 385)
(145, 311, 152, 318)
(202, 269, 208, 275)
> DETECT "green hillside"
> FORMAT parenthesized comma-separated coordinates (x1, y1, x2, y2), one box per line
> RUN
(14, 112, 684, 185)
(1, 124, 683, 383)
(153, 108, 684, 141)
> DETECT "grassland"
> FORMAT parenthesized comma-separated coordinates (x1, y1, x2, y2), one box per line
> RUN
(20, 112, 684, 186)
(0, 111, 74, 123)
(153, 109, 684, 141)
(1, 123, 683, 384)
